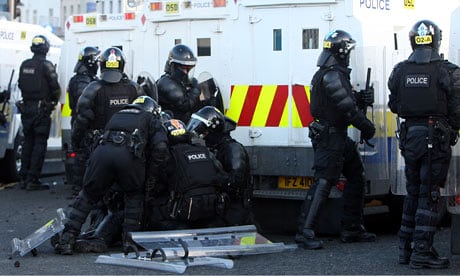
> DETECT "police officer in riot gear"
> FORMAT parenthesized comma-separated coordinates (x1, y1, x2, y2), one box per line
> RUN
(17, 34, 61, 190)
(67, 46, 100, 190)
(187, 106, 254, 226)
(295, 30, 376, 250)
(156, 44, 202, 123)
(68, 46, 100, 125)
(71, 47, 144, 152)
(144, 118, 229, 230)
(54, 96, 169, 255)
(388, 20, 460, 269)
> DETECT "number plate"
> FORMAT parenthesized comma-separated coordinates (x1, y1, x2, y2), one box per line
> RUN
(166, 1, 179, 14)
(278, 176, 314, 190)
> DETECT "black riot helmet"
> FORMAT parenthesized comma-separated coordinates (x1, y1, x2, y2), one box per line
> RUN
(186, 106, 225, 137)
(128, 96, 161, 116)
(99, 47, 126, 83)
(74, 46, 100, 75)
(408, 20, 442, 64)
(316, 30, 356, 67)
(30, 35, 50, 54)
(409, 20, 441, 51)
(163, 119, 190, 145)
(167, 44, 197, 77)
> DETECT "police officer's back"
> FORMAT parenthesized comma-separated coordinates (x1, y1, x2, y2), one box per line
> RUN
(388, 20, 460, 269)
(17, 34, 61, 190)
(55, 96, 169, 255)
(71, 47, 144, 151)
(187, 106, 254, 226)
(156, 44, 202, 123)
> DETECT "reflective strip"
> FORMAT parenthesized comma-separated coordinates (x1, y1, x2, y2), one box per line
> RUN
(228, 84, 312, 127)
(62, 92, 72, 117)
(292, 85, 313, 127)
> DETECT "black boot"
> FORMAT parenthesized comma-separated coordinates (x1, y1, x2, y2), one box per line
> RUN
(54, 231, 76, 255)
(295, 228, 324, 249)
(26, 178, 49, 191)
(340, 224, 376, 243)
(295, 179, 329, 250)
(55, 190, 94, 255)
(410, 241, 450, 269)
(399, 239, 412, 265)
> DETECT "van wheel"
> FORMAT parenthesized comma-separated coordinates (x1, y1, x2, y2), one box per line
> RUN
(0, 133, 23, 183)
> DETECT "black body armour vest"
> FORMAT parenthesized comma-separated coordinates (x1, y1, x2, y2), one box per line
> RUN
(398, 61, 447, 118)
(105, 108, 151, 136)
(19, 58, 49, 100)
(92, 81, 139, 130)
(170, 143, 220, 195)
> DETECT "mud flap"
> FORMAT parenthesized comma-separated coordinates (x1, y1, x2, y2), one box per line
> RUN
(11, 208, 66, 257)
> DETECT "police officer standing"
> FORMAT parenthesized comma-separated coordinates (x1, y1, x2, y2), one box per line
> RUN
(295, 30, 376, 249)
(68, 46, 100, 125)
(187, 106, 254, 226)
(388, 20, 460, 269)
(156, 44, 202, 123)
(71, 47, 143, 152)
(54, 96, 169, 255)
(67, 46, 100, 189)
(17, 35, 61, 190)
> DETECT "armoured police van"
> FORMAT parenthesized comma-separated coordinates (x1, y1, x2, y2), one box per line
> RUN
(0, 20, 64, 183)
(447, 5, 460, 254)
(59, 0, 460, 233)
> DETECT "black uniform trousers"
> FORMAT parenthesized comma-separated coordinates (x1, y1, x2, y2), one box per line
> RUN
(20, 101, 51, 181)
(399, 125, 451, 245)
(72, 143, 146, 234)
(310, 131, 366, 227)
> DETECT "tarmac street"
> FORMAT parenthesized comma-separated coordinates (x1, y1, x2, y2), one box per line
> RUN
(0, 175, 459, 275)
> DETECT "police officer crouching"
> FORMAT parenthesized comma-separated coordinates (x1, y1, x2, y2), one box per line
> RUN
(54, 96, 169, 255)
(17, 35, 61, 190)
(143, 118, 229, 230)
(186, 106, 254, 226)
(388, 20, 460, 269)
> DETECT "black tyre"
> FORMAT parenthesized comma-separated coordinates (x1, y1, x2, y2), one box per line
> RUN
(0, 132, 23, 183)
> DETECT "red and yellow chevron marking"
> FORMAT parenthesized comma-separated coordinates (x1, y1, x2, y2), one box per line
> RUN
(226, 85, 313, 128)
(62, 92, 72, 118)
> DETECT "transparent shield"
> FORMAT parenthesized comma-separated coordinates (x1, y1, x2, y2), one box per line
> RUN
(444, 142, 460, 214)
(350, 46, 389, 182)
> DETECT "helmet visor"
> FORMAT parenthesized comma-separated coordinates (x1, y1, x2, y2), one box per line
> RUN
(186, 114, 209, 136)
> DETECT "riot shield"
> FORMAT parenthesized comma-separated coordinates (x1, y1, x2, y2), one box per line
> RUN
(11, 208, 66, 257)
(197, 71, 224, 113)
(136, 71, 158, 101)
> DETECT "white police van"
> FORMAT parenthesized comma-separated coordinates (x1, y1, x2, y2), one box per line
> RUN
(0, 20, 63, 183)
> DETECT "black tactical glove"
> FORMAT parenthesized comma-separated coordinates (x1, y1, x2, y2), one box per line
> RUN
(355, 86, 374, 110)
(450, 129, 459, 146)
(359, 118, 375, 141)
(349, 112, 375, 141)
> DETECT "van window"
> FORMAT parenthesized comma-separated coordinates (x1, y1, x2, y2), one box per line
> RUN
(197, 38, 211, 56)
(273, 29, 282, 51)
(174, 39, 182, 45)
(302, 28, 319, 49)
